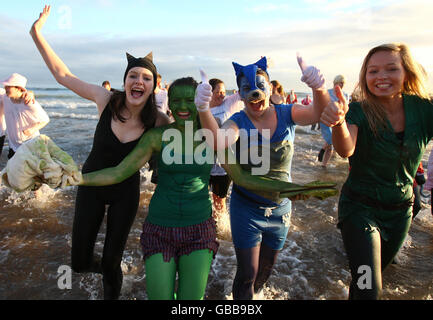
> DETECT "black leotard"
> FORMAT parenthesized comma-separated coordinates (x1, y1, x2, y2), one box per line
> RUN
(71, 104, 150, 299)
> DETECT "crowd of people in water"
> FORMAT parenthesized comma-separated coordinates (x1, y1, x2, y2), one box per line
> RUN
(1, 5, 433, 300)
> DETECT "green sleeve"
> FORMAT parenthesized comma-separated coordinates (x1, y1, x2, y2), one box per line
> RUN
(81, 128, 162, 186)
(345, 102, 364, 127)
(220, 147, 298, 191)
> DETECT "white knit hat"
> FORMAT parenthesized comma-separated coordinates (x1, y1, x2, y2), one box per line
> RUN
(2, 73, 27, 90)
(333, 74, 346, 85)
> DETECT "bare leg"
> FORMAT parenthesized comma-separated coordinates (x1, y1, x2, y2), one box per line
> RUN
(322, 143, 333, 168)
(212, 193, 227, 214)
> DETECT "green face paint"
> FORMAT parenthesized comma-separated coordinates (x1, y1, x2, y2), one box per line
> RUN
(169, 85, 198, 128)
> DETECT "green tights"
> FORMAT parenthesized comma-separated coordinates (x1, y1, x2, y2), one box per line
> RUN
(145, 249, 213, 300)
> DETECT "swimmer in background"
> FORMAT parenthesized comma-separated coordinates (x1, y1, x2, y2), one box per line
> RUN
(317, 75, 349, 167)
(102, 80, 112, 91)
(0, 73, 48, 160)
(270, 80, 286, 106)
(208, 78, 244, 215)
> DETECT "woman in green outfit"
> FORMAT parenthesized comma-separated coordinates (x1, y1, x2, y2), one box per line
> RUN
(78, 76, 330, 300)
(320, 43, 433, 299)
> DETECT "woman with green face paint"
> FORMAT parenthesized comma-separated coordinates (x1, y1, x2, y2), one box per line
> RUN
(79, 76, 336, 300)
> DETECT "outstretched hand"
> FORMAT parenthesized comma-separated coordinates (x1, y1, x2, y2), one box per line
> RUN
(30, 5, 51, 35)
(22, 90, 35, 105)
(296, 52, 326, 90)
(194, 69, 212, 112)
(320, 85, 349, 127)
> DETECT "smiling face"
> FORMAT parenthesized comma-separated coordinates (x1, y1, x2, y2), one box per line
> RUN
(5, 86, 25, 100)
(168, 85, 198, 127)
(210, 83, 226, 107)
(124, 67, 154, 107)
(365, 50, 406, 100)
(238, 73, 271, 117)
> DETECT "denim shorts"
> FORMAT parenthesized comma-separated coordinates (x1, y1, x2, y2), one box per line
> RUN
(229, 190, 291, 250)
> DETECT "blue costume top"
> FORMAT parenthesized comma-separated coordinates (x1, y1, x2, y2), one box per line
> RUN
(228, 104, 296, 250)
(229, 104, 296, 207)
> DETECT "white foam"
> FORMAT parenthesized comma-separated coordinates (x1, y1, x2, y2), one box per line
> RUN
(40, 99, 96, 109)
(78, 273, 102, 300)
(3, 184, 61, 210)
(413, 207, 433, 227)
(47, 112, 99, 120)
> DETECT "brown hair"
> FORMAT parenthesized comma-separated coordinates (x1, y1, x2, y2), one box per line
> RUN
(168, 77, 198, 99)
(357, 43, 431, 135)
(271, 80, 285, 97)
(108, 90, 157, 129)
(209, 78, 224, 91)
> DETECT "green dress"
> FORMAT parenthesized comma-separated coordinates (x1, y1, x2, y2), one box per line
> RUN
(146, 142, 213, 228)
(339, 94, 433, 237)
(338, 94, 433, 299)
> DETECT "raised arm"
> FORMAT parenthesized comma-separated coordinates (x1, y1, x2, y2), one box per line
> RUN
(291, 54, 331, 125)
(80, 128, 162, 186)
(195, 70, 240, 150)
(320, 86, 358, 157)
(195, 70, 221, 149)
(30, 5, 110, 115)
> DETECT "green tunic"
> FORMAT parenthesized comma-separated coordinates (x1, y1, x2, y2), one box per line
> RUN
(339, 94, 433, 232)
(146, 143, 213, 227)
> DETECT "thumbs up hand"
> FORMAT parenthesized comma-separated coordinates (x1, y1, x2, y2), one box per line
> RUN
(320, 85, 349, 127)
(194, 69, 213, 112)
(297, 53, 326, 90)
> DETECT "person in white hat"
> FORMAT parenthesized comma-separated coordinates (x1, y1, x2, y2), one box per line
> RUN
(0, 87, 6, 158)
(0, 73, 49, 159)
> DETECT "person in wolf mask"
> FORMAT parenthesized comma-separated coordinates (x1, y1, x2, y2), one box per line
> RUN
(195, 55, 331, 299)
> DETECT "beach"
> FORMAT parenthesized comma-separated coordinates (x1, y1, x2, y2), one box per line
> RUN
(0, 88, 432, 300)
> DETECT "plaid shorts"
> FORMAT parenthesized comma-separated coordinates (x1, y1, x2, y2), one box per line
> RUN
(140, 218, 219, 263)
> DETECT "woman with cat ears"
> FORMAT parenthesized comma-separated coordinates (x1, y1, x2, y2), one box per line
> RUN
(30, 5, 170, 299)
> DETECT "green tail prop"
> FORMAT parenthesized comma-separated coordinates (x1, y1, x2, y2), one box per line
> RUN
(280, 180, 338, 200)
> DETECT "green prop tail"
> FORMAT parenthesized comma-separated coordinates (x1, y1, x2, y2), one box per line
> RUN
(280, 181, 338, 200)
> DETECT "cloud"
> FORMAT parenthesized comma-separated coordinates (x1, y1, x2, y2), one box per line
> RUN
(247, 4, 290, 14)
(1, 1, 432, 93)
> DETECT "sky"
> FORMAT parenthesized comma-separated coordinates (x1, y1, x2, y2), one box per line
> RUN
(1, 0, 433, 93)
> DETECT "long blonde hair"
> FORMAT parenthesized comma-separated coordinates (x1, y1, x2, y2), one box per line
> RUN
(356, 43, 431, 135)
